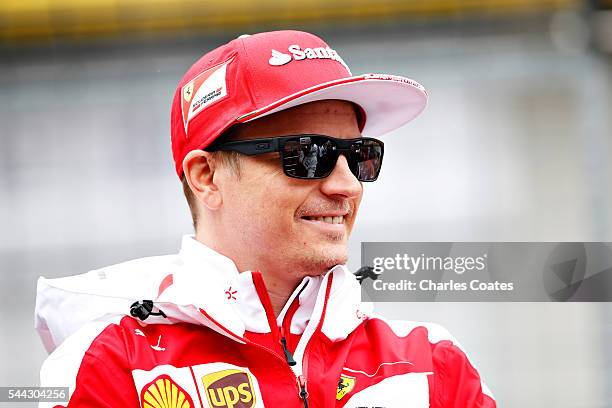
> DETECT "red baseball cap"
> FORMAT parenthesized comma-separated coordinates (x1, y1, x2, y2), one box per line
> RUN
(170, 30, 427, 178)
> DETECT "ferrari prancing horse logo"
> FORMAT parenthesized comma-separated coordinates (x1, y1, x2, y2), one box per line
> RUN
(336, 374, 356, 400)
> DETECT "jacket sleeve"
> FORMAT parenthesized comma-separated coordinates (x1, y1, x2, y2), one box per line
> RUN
(39, 319, 140, 408)
(430, 339, 496, 408)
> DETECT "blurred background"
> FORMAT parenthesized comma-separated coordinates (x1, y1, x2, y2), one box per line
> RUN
(1, 0, 611, 406)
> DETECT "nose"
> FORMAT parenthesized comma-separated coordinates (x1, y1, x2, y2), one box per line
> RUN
(319, 154, 363, 199)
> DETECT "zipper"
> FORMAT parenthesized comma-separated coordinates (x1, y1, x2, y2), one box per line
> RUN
(279, 288, 308, 405)
(280, 290, 302, 355)
(235, 325, 308, 406)
(250, 271, 313, 406)
(296, 337, 310, 408)
(195, 271, 335, 407)
(292, 275, 333, 408)
(295, 274, 333, 408)
(240, 325, 308, 407)
(280, 327, 297, 366)
(171, 302, 311, 405)
(297, 374, 309, 408)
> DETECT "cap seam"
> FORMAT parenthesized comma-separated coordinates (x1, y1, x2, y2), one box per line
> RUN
(236, 37, 260, 114)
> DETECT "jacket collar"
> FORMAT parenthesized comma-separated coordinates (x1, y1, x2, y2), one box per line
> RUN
(35, 235, 371, 353)
(158, 235, 370, 342)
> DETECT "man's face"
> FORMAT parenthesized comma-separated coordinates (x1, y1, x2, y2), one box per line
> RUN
(214, 100, 363, 278)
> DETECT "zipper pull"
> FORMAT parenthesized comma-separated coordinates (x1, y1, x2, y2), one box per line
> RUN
(280, 336, 296, 366)
(297, 375, 308, 408)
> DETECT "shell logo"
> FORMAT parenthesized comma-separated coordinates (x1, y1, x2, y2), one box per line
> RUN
(140, 374, 195, 408)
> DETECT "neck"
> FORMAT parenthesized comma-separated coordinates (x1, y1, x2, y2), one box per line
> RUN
(258, 272, 301, 317)
(195, 229, 302, 317)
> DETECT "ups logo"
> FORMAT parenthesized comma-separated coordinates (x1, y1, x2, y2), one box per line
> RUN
(202, 369, 256, 408)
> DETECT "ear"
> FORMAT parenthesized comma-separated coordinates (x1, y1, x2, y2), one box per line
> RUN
(182, 150, 223, 210)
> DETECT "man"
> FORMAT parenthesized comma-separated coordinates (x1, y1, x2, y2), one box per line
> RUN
(298, 141, 325, 178)
(36, 30, 496, 407)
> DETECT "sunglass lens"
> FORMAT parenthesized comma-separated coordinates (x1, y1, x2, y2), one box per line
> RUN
(282, 137, 336, 179)
(350, 140, 383, 181)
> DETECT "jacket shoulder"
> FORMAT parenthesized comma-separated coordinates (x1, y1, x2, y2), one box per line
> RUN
(363, 314, 459, 344)
(36, 254, 181, 353)
(39, 316, 141, 407)
(358, 315, 496, 406)
(40, 253, 181, 292)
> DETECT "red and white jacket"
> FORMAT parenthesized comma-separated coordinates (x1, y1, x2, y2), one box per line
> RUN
(36, 236, 496, 408)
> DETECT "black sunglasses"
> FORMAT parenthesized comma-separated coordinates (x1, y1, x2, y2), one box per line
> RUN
(206, 134, 384, 182)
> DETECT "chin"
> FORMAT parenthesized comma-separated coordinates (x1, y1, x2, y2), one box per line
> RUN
(302, 244, 348, 274)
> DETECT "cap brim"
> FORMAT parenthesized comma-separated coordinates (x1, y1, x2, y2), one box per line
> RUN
(237, 74, 427, 136)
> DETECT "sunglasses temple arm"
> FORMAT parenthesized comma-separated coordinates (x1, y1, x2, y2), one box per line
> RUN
(213, 138, 280, 155)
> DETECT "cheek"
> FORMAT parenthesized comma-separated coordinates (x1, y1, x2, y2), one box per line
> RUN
(226, 173, 303, 235)
(233, 191, 300, 250)
(348, 192, 363, 228)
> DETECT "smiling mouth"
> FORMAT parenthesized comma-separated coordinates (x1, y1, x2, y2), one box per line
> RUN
(301, 215, 345, 225)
